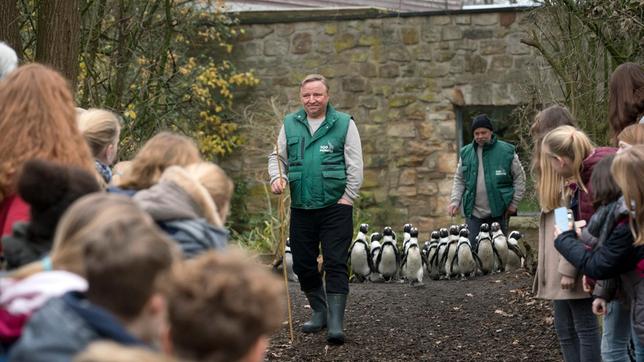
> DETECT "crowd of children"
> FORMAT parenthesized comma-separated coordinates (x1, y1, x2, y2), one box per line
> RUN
(0, 42, 642, 362)
(0, 59, 285, 361)
(533, 62, 644, 362)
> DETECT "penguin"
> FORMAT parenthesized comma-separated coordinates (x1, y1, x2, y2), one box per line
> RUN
(369, 232, 384, 282)
(399, 224, 412, 281)
(444, 225, 461, 279)
(271, 238, 298, 282)
(348, 223, 372, 282)
(454, 229, 479, 279)
(435, 228, 450, 277)
(513, 231, 535, 274)
(376, 226, 399, 281)
(284, 238, 298, 282)
(426, 231, 441, 280)
(421, 240, 431, 261)
(491, 222, 509, 272)
(401, 227, 424, 286)
(476, 223, 495, 275)
(505, 230, 525, 271)
(402, 223, 413, 255)
(459, 223, 468, 231)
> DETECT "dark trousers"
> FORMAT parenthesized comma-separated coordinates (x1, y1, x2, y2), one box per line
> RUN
(466, 214, 508, 250)
(553, 299, 602, 362)
(290, 203, 353, 295)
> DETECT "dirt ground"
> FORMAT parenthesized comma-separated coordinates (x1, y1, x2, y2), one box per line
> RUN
(267, 270, 561, 361)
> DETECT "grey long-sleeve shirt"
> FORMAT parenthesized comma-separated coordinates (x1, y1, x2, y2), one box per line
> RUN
(449, 150, 526, 218)
(268, 118, 364, 203)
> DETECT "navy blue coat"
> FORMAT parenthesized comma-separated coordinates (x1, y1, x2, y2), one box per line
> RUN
(554, 222, 639, 280)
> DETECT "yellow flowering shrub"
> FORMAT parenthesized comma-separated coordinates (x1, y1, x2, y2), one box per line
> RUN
(73, 0, 258, 158)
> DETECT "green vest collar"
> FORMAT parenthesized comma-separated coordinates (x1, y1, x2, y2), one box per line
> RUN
(294, 104, 341, 145)
(293, 104, 338, 127)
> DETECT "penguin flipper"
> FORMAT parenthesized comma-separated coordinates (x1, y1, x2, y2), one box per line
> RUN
(491, 242, 504, 269)
(366, 246, 374, 272)
(439, 248, 449, 267)
(471, 249, 484, 272)
(347, 241, 356, 265)
(451, 244, 463, 273)
(508, 243, 524, 259)
(430, 247, 440, 269)
(400, 252, 408, 270)
(375, 247, 383, 273)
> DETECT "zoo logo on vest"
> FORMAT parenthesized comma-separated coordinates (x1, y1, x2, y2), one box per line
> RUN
(320, 141, 335, 154)
(495, 169, 507, 176)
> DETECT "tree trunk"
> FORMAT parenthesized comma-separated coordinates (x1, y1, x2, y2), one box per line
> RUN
(0, 0, 22, 54)
(35, 0, 81, 90)
(80, 0, 107, 106)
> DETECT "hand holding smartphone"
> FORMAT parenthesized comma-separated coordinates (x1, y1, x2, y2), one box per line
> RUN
(554, 207, 572, 232)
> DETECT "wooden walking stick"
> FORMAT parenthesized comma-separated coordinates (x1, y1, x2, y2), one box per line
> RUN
(274, 133, 295, 343)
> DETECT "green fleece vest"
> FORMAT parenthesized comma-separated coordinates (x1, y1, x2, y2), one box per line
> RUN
(284, 104, 350, 209)
(460, 135, 515, 218)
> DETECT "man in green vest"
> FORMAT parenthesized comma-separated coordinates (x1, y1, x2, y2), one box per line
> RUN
(448, 114, 526, 249)
(268, 74, 363, 345)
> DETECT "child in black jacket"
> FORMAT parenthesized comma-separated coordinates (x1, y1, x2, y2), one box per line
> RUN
(555, 145, 644, 349)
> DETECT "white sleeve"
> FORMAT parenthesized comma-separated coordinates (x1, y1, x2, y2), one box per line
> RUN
(267, 125, 288, 184)
(342, 119, 363, 201)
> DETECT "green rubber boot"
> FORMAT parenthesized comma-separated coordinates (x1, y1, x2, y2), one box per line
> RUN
(326, 293, 347, 345)
(302, 288, 327, 333)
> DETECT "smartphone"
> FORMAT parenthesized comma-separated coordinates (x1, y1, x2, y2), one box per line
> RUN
(554, 207, 571, 232)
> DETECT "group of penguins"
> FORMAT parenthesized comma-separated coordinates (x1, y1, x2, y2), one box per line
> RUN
(347, 222, 534, 286)
(279, 222, 534, 286)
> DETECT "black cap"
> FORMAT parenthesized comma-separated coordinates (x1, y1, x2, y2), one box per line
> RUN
(471, 114, 494, 133)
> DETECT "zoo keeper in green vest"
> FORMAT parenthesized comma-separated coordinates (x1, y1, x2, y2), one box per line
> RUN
(448, 114, 526, 249)
(268, 74, 363, 345)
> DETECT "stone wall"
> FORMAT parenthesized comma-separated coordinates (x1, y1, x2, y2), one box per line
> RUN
(225, 8, 547, 230)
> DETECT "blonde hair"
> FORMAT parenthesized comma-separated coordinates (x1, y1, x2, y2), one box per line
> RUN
(10, 193, 155, 279)
(74, 341, 178, 362)
(617, 124, 644, 146)
(166, 249, 285, 362)
(539, 126, 595, 211)
(116, 132, 200, 190)
(611, 145, 644, 245)
(185, 162, 234, 224)
(77, 109, 121, 158)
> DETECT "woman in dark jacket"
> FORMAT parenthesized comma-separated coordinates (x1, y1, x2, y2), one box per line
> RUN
(555, 145, 644, 351)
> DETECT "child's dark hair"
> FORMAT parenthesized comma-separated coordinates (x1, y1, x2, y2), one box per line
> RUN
(590, 154, 622, 210)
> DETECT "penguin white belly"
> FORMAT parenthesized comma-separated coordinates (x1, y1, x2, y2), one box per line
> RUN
(403, 248, 423, 283)
(505, 249, 521, 271)
(445, 243, 459, 278)
(350, 243, 371, 277)
(379, 248, 398, 279)
(493, 237, 509, 272)
(477, 240, 494, 274)
(457, 246, 477, 277)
